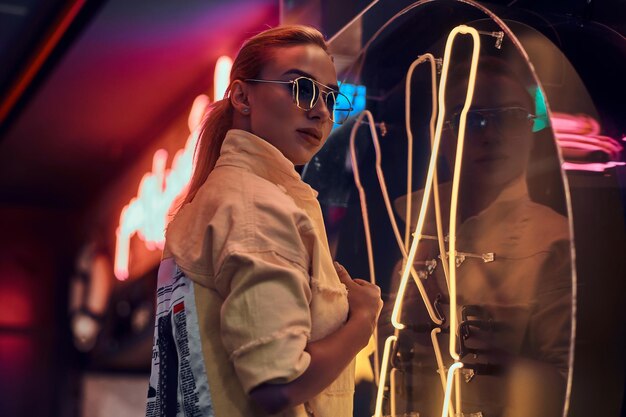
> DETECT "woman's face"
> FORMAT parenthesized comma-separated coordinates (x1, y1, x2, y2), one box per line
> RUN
(246, 44, 337, 165)
(443, 72, 535, 189)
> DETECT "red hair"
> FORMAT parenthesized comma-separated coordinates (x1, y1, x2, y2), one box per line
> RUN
(180, 25, 328, 207)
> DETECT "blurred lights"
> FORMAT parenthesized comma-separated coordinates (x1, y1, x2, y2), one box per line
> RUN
(551, 112, 625, 172)
(114, 127, 198, 281)
(114, 56, 231, 280)
(0, 265, 34, 329)
(214, 56, 233, 101)
(114, 56, 233, 281)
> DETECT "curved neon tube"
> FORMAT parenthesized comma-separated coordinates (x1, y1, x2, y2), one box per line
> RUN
(442, 25, 481, 361)
(374, 335, 397, 417)
(431, 328, 455, 417)
(349, 111, 443, 327)
(441, 362, 464, 417)
(404, 53, 451, 291)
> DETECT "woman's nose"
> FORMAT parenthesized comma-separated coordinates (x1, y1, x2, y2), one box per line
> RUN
(308, 94, 332, 121)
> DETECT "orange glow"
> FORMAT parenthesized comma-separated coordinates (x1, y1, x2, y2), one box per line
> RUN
(374, 335, 397, 417)
(214, 56, 233, 101)
(441, 362, 464, 417)
(114, 56, 231, 280)
(445, 25, 481, 362)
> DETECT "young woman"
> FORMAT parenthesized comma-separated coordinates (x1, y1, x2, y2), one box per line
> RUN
(145, 25, 383, 417)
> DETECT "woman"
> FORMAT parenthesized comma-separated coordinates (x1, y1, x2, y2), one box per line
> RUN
(145, 25, 383, 417)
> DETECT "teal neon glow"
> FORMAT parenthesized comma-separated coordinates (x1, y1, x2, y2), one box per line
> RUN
(333, 82, 366, 129)
(531, 86, 549, 133)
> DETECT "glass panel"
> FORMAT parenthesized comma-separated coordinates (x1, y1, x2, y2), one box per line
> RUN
(304, 1, 580, 416)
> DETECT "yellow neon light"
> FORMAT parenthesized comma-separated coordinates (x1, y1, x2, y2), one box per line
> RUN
(404, 54, 437, 251)
(349, 106, 444, 380)
(114, 56, 232, 280)
(441, 362, 464, 417)
(390, 53, 447, 330)
(404, 53, 451, 288)
(391, 44, 453, 330)
(431, 328, 455, 417)
(374, 335, 397, 417)
(390, 367, 397, 416)
(441, 25, 481, 361)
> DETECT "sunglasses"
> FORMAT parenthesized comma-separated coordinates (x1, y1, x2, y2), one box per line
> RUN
(245, 76, 353, 124)
(445, 107, 536, 136)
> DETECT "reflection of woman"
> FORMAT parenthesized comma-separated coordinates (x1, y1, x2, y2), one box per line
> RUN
(145, 26, 382, 417)
(392, 58, 571, 417)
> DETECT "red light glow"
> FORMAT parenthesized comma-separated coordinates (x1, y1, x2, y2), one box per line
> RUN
(114, 55, 232, 280)
(114, 95, 212, 280)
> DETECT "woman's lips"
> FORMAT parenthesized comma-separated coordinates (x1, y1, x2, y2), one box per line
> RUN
(296, 129, 322, 145)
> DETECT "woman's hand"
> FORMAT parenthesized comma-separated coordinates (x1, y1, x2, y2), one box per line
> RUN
(249, 262, 383, 413)
(334, 261, 383, 336)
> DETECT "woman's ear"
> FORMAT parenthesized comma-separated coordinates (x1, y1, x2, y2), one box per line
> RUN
(230, 80, 251, 116)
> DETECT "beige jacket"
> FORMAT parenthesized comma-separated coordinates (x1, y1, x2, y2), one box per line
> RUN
(161, 129, 355, 417)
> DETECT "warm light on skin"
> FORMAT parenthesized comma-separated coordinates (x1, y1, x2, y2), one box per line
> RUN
(443, 25, 481, 362)
(441, 362, 464, 417)
(374, 335, 397, 417)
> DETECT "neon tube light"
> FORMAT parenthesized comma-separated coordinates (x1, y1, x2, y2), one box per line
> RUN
(348, 107, 443, 381)
(374, 335, 397, 417)
(405, 54, 451, 293)
(391, 45, 454, 330)
(441, 362, 464, 417)
(443, 25, 481, 362)
(431, 328, 455, 417)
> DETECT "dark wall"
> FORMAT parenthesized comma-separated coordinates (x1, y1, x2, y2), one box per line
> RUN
(0, 206, 77, 417)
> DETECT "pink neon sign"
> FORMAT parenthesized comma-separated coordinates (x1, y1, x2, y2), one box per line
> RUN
(552, 112, 625, 172)
(114, 57, 232, 280)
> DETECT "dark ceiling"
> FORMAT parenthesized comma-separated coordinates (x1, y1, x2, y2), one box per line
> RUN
(0, 0, 278, 209)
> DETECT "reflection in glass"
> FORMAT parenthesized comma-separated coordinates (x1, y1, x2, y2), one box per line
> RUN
(303, 2, 575, 416)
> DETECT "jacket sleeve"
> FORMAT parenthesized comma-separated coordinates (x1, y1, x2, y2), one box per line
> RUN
(216, 248, 313, 394)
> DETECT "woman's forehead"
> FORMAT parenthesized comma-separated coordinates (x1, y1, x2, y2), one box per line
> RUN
(260, 44, 337, 85)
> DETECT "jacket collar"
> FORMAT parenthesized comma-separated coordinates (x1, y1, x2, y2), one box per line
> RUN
(216, 129, 318, 198)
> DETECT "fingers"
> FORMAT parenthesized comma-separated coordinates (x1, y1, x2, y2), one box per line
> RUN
(352, 278, 376, 287)
(333, 261, 352, 286)
(334, 263, 380, 289)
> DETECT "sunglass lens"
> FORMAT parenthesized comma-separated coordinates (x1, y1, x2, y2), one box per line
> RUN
(499, 108, 532, 131)
(331, 92, 352, 124)
(295, 78, 318, 110)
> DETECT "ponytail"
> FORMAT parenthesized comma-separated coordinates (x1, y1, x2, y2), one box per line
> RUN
(180, 98, 233, 206)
